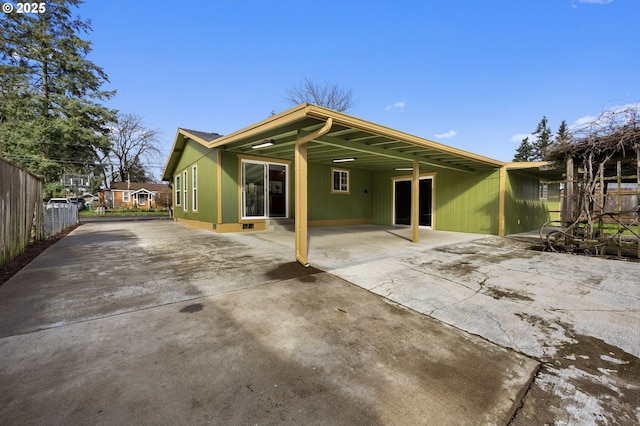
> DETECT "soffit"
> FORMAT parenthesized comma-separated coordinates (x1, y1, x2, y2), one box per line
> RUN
(214, 105, 504, 173)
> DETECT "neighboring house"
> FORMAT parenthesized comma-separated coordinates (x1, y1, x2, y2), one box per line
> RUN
(104, 182, 171, 209)
(62, 173, 90, 194)
(162, 103, 557, 265)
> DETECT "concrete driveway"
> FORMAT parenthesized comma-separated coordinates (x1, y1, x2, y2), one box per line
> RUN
(0, 220, 536, 425)
(1, 221, 638, 424)
(245, 225, 640, 424)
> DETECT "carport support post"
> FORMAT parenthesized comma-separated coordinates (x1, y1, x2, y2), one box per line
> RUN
(294, 118, 333, 266)
(294, 137, 309, 266)
(412, 160, 420, 243)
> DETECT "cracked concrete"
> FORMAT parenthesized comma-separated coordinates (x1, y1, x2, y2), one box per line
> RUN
(247, 225, 640, 424)
(0, 221, 538, 425)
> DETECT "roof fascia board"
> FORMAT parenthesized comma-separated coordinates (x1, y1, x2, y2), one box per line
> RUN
(504, 161, 552, 170)
(208, 104, 313, 149)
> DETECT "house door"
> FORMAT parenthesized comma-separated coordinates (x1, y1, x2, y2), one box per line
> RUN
(242, 160, 288, 218)
(393, 178, 432, 227)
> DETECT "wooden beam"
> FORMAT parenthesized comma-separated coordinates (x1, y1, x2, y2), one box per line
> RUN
(294, 138, 308, 265)
(498, 166, 506, 236)
(294, 118, 334, 266)
(315, 135, 474, 173)
(412, 161, 420, 243)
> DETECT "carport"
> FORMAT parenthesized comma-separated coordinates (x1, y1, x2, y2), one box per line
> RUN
(163, 104, 508, 266)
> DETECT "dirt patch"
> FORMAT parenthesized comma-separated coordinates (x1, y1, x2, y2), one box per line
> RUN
(0, 224, 81, 286)
(264, 262, 322, 281)
(484, 286, 534, 302)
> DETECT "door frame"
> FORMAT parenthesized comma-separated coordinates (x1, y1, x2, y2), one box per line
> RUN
(240, 156, 290, 220)
(392, 175, 435, 228)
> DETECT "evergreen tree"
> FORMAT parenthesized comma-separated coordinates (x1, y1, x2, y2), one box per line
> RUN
(555, 120, 570, 146)
(531, 116, 553, 160)
(513, 137, 535, 162)
(0, 0, 116, 187)
(513, 116, 571, 161)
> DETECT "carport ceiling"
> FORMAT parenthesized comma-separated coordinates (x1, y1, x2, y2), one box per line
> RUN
(209, 104, 505, 173)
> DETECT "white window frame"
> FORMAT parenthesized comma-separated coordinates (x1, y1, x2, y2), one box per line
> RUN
(123, 190, 130, 203)
(175, 175, 181, 206)
(192, 165, 198, 211)
(240, 159, 289, 220)
(331, 168, 350, 193)
(539, 182, 548, 201)
(183, 171, 188, 211)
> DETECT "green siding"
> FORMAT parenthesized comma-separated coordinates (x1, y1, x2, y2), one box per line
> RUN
(307, 163, 372, 221)
(371, 170, 394, 225)
(172, 140, 218, 223)
(371, 167, 500, 234)
(167, 142, 554, 236)
(503, 171, 551, 234)
(220, 150, 239, 223)
(433, 168, 500, 234)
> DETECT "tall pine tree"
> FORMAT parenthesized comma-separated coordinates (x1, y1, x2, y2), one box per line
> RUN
(513, 116, 570, 161)
(531, 116, 553, 160)
(0, 0, 116, 189)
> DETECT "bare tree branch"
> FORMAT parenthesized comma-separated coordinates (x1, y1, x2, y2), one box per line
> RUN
(107, 112, 161, 184)
(284, 77, 356, 112)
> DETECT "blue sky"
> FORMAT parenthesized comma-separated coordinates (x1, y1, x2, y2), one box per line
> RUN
(77, 0, 639, 178)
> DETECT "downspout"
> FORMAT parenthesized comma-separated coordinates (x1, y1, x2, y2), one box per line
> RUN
(295, 117, 334, 266)
(498, 166, 506, 236)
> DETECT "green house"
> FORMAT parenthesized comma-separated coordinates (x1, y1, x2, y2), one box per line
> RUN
(162, 104, 556, 265)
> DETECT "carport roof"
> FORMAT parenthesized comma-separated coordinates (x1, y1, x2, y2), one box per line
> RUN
(163, 104, 506, 180)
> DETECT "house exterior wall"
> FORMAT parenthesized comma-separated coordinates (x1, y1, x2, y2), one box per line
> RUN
(503, 171, 553, 234)
(370, 167, 500, 234)
(220, 149, 239, 224)
(172, 141, 218, 224)
(307, 162, 372, 225)
(169, 138, 550, 236)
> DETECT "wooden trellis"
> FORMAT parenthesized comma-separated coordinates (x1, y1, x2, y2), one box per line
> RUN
(541, 106, 640, 259)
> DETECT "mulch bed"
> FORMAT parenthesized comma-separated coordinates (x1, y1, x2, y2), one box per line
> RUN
(0, 224, 81, 286)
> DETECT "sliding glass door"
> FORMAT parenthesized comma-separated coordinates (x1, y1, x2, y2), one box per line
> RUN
(242, 160, 287, 219)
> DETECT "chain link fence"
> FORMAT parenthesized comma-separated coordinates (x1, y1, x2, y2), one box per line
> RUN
(44, 204, 79, 238)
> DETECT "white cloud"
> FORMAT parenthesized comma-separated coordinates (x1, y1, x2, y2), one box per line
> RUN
(572, 0, 613, 8)
(510, 133, 534, 143)
(385, 101, 406, 111)
(579, 0, 614, 4)
(434, 130, 457, 139)
(570, 102, 640, 129)
(569, 115, 597, 129)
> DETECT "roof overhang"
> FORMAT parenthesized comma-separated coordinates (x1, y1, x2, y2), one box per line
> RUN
(162, 103, 506, 180)
(504, 161, 566, 181)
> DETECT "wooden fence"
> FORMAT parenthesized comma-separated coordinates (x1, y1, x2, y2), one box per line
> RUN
(1, 158, 45, 268)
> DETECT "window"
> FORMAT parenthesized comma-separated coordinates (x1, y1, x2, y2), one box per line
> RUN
(175, 175, 181, 205)
(332, 168, 349, 193)
(192, 165, 197, 211)
(539, 182, 548, 201)
(183, 171, 188, 211)
(123, 191, 130, 203)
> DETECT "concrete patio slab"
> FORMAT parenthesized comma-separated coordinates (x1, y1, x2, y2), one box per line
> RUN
(0, 220, 538, 425)
(239, 225, 640, 424)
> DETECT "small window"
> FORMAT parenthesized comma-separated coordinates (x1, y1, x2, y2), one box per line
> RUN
(539, 182, 548, 201)
(192, 165, 197, 211)
(332, 168, 349, 193)
(183, 171, 188, 211)
(123, 191, 130, 203)
(175, 175, 181, 206)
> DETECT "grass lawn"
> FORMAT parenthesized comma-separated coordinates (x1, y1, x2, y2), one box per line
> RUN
(80, 209, 170, 217)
